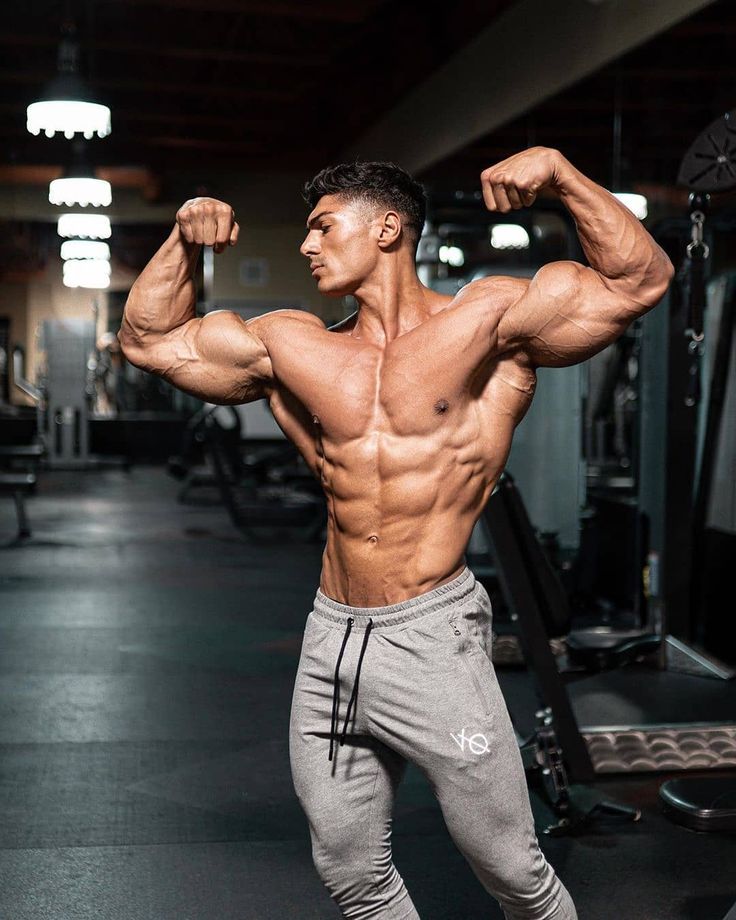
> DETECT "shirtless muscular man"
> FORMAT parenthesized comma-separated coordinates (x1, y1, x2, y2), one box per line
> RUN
(119, 147, 673, 920)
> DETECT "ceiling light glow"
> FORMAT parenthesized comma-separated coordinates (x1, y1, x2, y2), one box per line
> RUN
(439, 245, 465, 267)
(613, 192, 648, 220)
(50, 176, 112, 207)
(62, 258, 111, 289)
(57, 213, 112, 239)
(27, 99, 111, 140)
(490, 224, 530, 250)
(60, 239, 111, 261)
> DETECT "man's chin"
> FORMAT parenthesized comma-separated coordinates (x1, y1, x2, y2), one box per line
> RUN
(316, 279, 355, 298)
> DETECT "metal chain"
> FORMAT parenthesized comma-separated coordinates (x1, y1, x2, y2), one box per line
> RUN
(683, 207, 709, 406)
(686, 210, 710, 260)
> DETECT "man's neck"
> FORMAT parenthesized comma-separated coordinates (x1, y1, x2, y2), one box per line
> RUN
(350, 259, 437, 346)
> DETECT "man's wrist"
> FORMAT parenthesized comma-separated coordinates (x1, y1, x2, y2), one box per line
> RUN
(548, 151, 579, 196)
(153, 226, 201, 287)
(169, 224, 202, 263)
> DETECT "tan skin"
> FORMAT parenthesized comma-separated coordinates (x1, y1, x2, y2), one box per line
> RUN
(119, 147, 673, 606)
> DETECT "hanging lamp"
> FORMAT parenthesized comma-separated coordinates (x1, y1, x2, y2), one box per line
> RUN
(63, 258, 111, 289)
(49, 139, 111, 207)
(60, 239, 111, 261)
(27, 24, 111, 140)
(58, 213, 111, 239)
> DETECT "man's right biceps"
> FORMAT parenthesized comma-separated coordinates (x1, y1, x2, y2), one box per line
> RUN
(197, 313, 274, 393)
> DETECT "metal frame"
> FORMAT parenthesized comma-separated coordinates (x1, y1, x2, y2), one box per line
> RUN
(481, 473, 736, 776)
(638, 270, 736, 680)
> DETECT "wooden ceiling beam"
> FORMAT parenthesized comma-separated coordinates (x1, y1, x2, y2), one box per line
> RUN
(123, 136, 267, 153)
(0, 125, 267, 154)
(94, 0, 383, 24)
(0, 164, 64, 184)
(542, 97, 725, 112)
(464, 125, 694, 140)
(448, 146, 688, 166)
(0, 70, 297, 102)
(0, 102, 288, 130)
(0, 31, 328, 69)
(0, 164, 162, 200)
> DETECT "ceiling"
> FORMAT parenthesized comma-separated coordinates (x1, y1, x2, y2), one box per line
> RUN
(1, 0, 515, 176)
(425, 0, 734, 195)
(3, 0, 731, 192)
(1, 0, 733, 279)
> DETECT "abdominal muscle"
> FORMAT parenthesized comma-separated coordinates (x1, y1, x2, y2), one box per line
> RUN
(315, 429, 501, 607)
(319, 515, 473, 607)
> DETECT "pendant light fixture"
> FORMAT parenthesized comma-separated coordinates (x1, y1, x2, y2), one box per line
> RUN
(63, 258, 111, 289)
(58, 213, 112, 239)
(490, 225, 531, 250)
(27, 23, 111, 140)
(49, 139, 111, 207)
(60, 239, 111, 261)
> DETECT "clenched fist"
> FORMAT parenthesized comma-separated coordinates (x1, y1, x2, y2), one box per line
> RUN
(175, 197, 240, 254)
(480, 147, 566, 213)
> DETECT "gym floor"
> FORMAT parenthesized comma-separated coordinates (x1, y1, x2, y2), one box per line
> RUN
(1, 468, 734, 920)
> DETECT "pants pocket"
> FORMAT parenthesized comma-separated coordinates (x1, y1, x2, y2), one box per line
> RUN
(464, 583, 493, 659)
(445, 604, 492, 717)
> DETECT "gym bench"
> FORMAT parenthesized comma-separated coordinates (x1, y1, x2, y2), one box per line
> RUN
(0, 444, 44, 543)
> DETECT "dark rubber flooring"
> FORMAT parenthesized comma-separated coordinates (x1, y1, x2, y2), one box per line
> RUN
(1, 467, 734, 919)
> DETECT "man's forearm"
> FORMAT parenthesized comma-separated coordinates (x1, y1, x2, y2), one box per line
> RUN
(119, 225, 201, 352)
(553, 154, 673, 304)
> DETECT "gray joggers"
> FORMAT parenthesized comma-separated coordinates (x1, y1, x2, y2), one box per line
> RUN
(288, 565, 577, 920)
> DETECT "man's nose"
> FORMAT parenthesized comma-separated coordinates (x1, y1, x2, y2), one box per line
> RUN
(300, 232, 319, 257)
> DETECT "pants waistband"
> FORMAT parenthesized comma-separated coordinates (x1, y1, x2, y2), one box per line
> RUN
(312, 565, 476, 631)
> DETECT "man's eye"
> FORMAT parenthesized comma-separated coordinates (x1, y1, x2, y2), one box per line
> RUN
(321, 226, 331, 233)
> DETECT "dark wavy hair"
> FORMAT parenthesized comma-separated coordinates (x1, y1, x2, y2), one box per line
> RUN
(303, 161, 427, 251)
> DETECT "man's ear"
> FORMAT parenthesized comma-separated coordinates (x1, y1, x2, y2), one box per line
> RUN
(376, 210, 402, 249)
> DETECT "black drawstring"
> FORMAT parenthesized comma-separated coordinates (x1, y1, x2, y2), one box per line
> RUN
(329, 617, 352, 762)
(328, 616, 373, 761)
(340, 619, 373, 746)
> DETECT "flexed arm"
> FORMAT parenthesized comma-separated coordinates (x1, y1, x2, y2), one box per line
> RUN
(483, 148, 674, 367)
(118, 198, 274, 404)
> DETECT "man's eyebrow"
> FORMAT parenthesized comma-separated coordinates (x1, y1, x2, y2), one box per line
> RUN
(306, 210, 335, 229)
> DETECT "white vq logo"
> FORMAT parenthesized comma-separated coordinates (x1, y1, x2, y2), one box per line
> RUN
(450, 727, 490, 755)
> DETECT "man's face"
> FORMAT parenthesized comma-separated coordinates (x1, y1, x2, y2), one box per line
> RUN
(300, 194, 378, 297)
